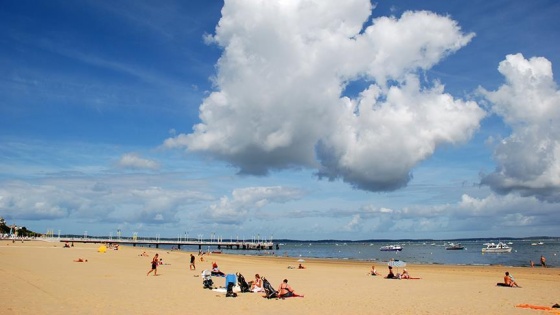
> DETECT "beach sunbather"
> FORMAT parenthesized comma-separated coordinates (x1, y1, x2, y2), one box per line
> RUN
(386, 266, 396, 279)
(211, 262, 225, 276)
(504, 271, 520, 287)
(250, 274, 264, 292)
(73, 258, 87, 262)
(400, 268, 410, 279)
(277, 279, 303, 299)
(369, 265, 380, 276)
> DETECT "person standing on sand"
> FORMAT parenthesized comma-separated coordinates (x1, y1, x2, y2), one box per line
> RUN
(541, 255, 547, 268)
(190, 254, 196, 270)
(147, 253, 159, 276)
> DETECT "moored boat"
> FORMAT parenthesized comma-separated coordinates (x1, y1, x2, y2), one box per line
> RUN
(446, 243, 465, 250)
(380, 245, 403, 251)
(481, 241, 512, 253)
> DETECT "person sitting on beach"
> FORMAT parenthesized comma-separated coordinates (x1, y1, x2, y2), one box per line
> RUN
(298, 264, 306, 269)
(250, 274, 264, 292)
(211, 262, 225, 276)
(277, 279, 303, 298)
(73, 258, 87, 262)
(504, 271, 520, 287)
(369, 265, 380, 276)
(386, 266, 396, 279)
(400, 268, 410, 279)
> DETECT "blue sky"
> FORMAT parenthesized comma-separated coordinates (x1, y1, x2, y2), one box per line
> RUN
(1, 0, 560, 240)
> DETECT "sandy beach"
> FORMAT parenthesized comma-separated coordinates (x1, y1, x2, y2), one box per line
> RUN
(1, 240, 559, 315)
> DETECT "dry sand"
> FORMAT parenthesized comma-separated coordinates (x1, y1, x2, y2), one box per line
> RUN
(1, 240, 559, 315)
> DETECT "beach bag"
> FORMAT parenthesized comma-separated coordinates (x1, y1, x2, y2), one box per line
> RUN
(202, 269, 213, 289)
(236, 273, 251, 293)
(262, 277, 278, 299)
(226, 282, 237, 297)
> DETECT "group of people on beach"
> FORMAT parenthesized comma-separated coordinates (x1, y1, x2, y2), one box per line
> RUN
(530, 255, 547, 268)
(246, 273, 302, 298)
(368, 264, 412, 279)
(194, 259, 303, 299)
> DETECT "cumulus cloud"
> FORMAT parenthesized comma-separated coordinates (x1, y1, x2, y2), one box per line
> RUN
(205, 186, 305, 224)
(117, 153, 160, 170)
(316, 192, 559, 237)
(0, 176, 212, 226)
(480, 54, 560, 201)
(164, 0, 484, 191)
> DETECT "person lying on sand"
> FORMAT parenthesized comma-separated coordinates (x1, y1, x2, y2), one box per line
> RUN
(73, 258, 87, 262)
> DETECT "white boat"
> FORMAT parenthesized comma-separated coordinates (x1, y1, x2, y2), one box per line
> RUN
(380, 245, 403, 251)
(446, 243, 465, 250)
(481, 242, 512, 253)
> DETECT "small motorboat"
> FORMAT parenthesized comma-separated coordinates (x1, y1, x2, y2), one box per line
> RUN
(482, 241, 512, 253)
(446, 243, 465, 250)
(380, 245, 403, 251)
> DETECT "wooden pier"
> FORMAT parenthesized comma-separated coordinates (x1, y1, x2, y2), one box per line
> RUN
(59, 237, 277, 251)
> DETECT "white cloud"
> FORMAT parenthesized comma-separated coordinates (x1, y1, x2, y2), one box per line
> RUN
(0, 175, 212, 226)
(117, 153, 160, 170)
(164, 0, 483, 191)
(481, 54, 560, 201)
(205, 186, 305, 224)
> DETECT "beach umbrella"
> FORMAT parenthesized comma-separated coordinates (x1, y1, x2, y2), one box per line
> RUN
(97, 245, 107, 253)
(387, 260, 406, 273)
(297, 258, 305, 263)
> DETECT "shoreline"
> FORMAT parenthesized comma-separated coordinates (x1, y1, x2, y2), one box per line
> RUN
(33, 237, 560, 268)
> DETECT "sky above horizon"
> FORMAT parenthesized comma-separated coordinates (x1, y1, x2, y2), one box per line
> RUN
(1, 0, 560, 241)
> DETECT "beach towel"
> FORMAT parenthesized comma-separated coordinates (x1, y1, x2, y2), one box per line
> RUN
(516, 304, 560, 314)
(212, 286, 241, 294)
(496, 283, 519, 287)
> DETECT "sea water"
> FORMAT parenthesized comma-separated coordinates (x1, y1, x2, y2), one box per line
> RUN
(175, 239, 560, 267)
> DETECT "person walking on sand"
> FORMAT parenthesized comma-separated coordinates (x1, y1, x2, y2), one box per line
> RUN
(147, 253, 159, 276)
(190, 254, 196, 270)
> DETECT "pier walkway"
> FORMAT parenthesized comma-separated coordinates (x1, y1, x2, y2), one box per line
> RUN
(59, 237, 276, 250)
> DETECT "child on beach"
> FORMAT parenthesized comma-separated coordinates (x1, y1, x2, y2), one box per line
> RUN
(369, 265, 379, 276)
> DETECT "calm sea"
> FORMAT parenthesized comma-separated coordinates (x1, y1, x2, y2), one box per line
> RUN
(172, 239, 559, 267)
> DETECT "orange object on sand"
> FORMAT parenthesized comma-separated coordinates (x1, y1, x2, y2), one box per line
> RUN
(516, 304, 560, 314)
